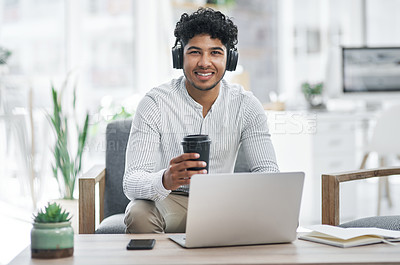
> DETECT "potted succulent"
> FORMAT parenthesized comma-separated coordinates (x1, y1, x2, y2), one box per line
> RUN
(31, 202, 74, 259)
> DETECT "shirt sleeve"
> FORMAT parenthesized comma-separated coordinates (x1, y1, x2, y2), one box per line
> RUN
(123, 95, 171, 201)
(241, 94, 280, 173)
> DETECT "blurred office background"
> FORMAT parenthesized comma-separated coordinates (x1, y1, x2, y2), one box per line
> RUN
(1, 0, 400, 263)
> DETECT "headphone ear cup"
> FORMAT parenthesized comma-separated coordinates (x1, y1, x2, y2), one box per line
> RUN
(226, 48, 238, 71)
(172, 41, 183, 69)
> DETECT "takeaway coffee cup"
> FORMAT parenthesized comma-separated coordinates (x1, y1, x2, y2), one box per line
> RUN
(181, 134, 211, 172)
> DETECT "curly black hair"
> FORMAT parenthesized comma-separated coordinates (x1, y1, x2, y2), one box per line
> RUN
(174, 7, 238, 49)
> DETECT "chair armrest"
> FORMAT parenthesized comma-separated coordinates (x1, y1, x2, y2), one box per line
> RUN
(322, 167, 400, 226)
(79, 165, 105, 234)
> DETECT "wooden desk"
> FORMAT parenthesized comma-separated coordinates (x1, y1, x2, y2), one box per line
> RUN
(9, 234, 400, 265)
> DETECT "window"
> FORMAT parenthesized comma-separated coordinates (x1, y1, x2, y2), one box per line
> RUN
(0, 0, 136, 210)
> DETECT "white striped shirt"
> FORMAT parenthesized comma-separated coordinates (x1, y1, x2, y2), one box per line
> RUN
(123, 76, 279, 202)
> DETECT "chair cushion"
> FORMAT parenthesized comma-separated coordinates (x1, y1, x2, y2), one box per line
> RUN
(339, 215, 400, 231)
(95, 214, 126, 234)
(234, 144, 250, 172)
(104, 120, 132, 219)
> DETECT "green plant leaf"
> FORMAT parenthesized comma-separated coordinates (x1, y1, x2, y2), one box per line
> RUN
(48, 74, 90, 199)
(33, 202, 72, 223)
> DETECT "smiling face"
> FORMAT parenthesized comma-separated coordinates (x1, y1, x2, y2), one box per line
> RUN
(183, 34, 227, 93)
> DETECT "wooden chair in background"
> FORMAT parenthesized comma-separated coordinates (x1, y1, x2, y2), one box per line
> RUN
(322, 167, 400, 230)
(359, 104, 400, 215)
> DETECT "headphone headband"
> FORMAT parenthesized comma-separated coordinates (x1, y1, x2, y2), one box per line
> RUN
(172, 39, 238, 71)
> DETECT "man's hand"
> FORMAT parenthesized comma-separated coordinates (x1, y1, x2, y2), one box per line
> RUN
(162, 153, 207, 190)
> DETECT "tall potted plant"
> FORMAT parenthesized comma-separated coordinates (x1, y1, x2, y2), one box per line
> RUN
(48, 76, 89, 232)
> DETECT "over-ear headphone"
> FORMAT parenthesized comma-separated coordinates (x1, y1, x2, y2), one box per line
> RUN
(172, 39, 238, 71)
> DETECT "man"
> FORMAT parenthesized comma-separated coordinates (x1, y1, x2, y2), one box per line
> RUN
(123, 7, 279, 234)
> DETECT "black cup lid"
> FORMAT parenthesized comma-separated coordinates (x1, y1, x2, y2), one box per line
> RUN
(181, 134, 211, 143)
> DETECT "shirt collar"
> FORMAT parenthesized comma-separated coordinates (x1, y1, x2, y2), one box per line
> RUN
(180, 76, 225, 112)
(181, 77, 202, 110)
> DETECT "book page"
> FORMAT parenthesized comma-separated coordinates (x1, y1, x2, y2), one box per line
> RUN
(300, 232, 384, 248)
(305, 225, 400, 240)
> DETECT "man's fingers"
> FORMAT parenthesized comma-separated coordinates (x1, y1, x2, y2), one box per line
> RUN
(163, 166, 207, 190)
(176, 170, 207, 185)
(168, 167, 207, 180)
(172, 161, 207, 172)
(164, 153, 207, 190)
(179, 169, 208, 180)
(177, 178, 191, 185)
(170, 153, 200, 164)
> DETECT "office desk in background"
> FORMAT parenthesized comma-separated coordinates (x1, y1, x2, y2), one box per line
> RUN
(9, 234, 400, 265)
(268, 110, 378, 225)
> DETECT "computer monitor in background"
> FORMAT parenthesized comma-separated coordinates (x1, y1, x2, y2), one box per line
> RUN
(342, 46, 400, 109)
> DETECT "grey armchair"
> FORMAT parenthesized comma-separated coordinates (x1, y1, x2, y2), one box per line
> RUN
(79, 119, 251, 234)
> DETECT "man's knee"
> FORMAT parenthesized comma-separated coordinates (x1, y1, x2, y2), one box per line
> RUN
(124, 200, 164, 234)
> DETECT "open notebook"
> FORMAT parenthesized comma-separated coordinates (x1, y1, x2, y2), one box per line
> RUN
(299, 225, 400, 248)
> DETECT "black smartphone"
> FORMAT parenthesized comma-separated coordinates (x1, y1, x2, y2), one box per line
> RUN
(126, 239, 155, 250)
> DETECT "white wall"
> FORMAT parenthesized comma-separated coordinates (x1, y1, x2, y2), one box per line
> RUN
(277, 0, 400, 104)
(367, 0, 400, 45)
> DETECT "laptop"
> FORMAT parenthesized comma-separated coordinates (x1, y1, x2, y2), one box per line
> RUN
(169, 171, 304, 248)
